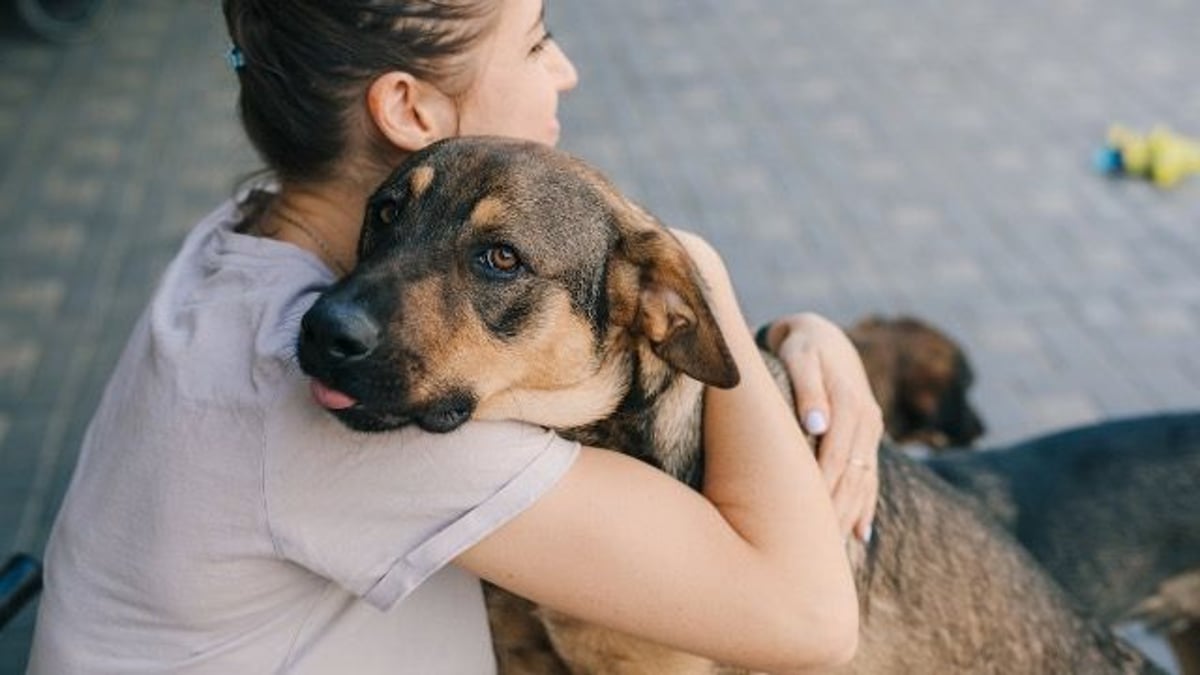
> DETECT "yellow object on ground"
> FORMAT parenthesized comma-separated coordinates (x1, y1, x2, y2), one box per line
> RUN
(1103, 125, 1200, 188)
(1147, 127, 1200, 188)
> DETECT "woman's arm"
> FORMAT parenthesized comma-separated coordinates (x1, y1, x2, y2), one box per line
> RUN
(456, 236, 859, 673)
(760, 314, 884, 542)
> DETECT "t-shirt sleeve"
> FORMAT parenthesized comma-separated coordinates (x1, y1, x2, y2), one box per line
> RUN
(263, 376, 580, 610)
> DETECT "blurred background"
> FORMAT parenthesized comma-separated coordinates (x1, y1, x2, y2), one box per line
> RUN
(1, 0, 1198, 671)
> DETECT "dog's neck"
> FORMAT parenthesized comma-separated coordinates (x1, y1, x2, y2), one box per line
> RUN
(562, 339, 707, 487)
(552, 341, 796, 492)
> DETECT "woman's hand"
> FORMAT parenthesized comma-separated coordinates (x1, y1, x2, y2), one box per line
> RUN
(761, 313, 882, 542)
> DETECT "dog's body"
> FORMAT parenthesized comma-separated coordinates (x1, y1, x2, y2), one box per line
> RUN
(298, 137, 1164, 673)
(928, 413, 1200, 671)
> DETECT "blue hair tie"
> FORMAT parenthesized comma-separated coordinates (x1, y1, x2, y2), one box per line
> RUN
(226, 45, 246, 71)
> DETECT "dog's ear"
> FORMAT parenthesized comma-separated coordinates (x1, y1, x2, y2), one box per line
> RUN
(607, 200, 740, 389)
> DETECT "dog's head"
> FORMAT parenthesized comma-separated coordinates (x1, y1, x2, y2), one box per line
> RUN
(297, 137, 738, 433)
(848, 315, 985, 450)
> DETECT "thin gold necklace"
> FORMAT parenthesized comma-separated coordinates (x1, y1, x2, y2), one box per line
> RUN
(274, 209, 351, 277)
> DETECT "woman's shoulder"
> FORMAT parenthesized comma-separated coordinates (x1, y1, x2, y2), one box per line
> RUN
(135, 199, 336, 402)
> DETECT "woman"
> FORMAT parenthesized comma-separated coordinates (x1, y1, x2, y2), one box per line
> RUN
(29, 1, 882, 672)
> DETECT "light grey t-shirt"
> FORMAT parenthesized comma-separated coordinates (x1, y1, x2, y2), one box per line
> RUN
(28, 201, 580, 674)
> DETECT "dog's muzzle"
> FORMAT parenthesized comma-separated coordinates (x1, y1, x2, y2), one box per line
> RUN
(298, 288, 477, 434)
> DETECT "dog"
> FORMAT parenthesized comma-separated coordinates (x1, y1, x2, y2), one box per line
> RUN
(846, 315, 985, 451)
(928, 413, 1200, 674)
(297, 137, 1159, 673)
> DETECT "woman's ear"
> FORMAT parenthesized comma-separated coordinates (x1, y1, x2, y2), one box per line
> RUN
(366, 72, 458, 153)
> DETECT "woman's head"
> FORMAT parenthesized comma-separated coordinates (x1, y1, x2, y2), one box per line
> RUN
(223, 0, 576, 186)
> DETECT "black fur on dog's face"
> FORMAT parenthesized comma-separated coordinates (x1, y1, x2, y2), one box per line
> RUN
(297, 137, 737, 433)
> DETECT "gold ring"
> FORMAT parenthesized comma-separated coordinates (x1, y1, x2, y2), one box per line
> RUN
(850, 457, 872, 470)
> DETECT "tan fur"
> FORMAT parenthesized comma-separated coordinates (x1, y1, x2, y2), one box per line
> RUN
(1135, 569, 1200, 629)
(398, 280, 625, 428)
(470, 195, 510, 228)
(473, 346, 630, 430)
(540, 608, 740, 675)
(409, 164, 435, 199)
(387, 276, 494, 404)
(646, 368, 705, 480)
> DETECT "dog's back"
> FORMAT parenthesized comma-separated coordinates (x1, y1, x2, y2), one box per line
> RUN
(927, 412, 1200, 630)
(845, 449, 1150, 674)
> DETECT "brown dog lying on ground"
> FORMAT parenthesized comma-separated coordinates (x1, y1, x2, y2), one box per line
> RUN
(846, 315, 985, 451)
(297, 137, 1159, 674)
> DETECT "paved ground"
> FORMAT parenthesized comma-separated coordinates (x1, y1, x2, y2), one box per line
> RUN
(2, 0, 1198, 671)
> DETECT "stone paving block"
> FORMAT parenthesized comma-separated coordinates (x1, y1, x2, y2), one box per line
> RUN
(968, 382, 1033, 446)
(4, 218, 86, 264)
(0, 278, 65, 317)
(1024, 390, 1104, 433)
(0, 329, 40, 398)
(0, 610, 36, 674)
(970, 318, 1044, 358)
(1134, 305, 1198, 340)
(1131, 362, 1200, 411)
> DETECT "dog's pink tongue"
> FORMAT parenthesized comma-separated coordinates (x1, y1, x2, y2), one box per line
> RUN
(310, 379, 357, 410)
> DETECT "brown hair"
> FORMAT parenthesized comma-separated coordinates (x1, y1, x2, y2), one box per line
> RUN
(222, 1, 498, 184)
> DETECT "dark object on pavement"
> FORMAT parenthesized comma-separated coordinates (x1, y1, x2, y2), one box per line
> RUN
(0, 553, 43, 630)
(11, 0, 108, 42)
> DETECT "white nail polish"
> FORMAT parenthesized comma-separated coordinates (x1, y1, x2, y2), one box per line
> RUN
(804, 410, 829, 435)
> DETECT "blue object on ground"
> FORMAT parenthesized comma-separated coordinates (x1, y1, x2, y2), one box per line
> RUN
(0, 554, 42, 631)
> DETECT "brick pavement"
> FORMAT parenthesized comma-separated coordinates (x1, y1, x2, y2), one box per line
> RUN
(2, 0, 1198, 671)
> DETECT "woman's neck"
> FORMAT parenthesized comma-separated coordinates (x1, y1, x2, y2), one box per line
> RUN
(263, 179, 371, 277)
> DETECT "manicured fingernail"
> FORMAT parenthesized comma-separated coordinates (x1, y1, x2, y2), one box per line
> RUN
(803, 410, 828, 435)
(859, 525, 873, 545)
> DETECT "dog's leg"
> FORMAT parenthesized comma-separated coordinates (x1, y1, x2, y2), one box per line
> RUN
(484, 583, 573, 675)
(538, 608, 736, 675)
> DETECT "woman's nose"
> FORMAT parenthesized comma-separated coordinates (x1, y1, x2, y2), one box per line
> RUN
(550, 42, 579, 92)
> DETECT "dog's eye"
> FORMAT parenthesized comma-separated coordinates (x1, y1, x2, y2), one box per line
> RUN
(377, 203, 397, 225)
(476, 244, 524, 279)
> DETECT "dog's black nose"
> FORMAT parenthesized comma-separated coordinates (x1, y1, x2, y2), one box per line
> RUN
(302, 294, 381, 364)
